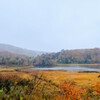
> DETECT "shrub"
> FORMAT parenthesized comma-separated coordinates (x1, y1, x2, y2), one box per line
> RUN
(0, 72, 58, 100)
(58, 81, 86, 100)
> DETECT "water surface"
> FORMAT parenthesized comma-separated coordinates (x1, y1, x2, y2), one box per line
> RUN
(33, 66, 100, 71)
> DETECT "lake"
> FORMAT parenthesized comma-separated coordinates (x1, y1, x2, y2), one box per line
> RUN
(33, 66, 100, 71)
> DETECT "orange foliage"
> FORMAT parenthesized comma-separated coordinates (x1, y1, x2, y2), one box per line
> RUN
(94, 81, 100, 94)
(58, 81, 86, 100)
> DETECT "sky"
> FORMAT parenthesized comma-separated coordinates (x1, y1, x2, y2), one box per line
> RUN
(0, 0, 100, 52)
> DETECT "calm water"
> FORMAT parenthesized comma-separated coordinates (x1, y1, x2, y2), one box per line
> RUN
(33, 66, 100, 71)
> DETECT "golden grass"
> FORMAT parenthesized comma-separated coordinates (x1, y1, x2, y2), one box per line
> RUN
(38, 70, 100, 87)
(0, 66, 33, 71)
(0, 70, 100, 88)
(0, 69, 100, 100)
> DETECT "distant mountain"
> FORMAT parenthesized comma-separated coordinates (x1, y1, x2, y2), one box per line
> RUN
(0, 44, 45, 57)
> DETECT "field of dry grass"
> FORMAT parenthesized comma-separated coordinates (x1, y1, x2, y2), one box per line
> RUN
(0, 69, 100, 99)
(38, 70, 100, 87)
(0, 66, 33, 71)
(1, 69, 100, 87)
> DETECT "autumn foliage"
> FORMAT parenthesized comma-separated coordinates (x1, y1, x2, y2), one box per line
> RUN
(58, 81, 85, 100)
(94, 81, 100, 94)
(0, 72, 100, 100)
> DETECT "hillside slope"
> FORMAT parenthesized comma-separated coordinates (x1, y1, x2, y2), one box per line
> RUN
(34, 48, 100, 65)
(0, 44, 45, 57)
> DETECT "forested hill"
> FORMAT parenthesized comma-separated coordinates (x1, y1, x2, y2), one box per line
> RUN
(34, 48, 100, 65)
(1, 48, 100, 67)
(0, 50, 54, 66)
(0, 44, 45, 57)
(0, 50, 33, 66)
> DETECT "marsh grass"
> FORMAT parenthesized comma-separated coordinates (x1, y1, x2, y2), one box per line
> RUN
(0, 71, 100, 100)
(0, 72, 59, 100)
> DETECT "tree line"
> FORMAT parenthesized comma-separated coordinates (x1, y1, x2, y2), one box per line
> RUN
(0, 48, 100, 66)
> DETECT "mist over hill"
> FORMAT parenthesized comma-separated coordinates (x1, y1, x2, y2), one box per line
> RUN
(0, 44, 45, 57)
(0, 50, 27, 58)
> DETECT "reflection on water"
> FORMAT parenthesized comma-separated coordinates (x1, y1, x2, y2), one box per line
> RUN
(33, 66, 100, 71)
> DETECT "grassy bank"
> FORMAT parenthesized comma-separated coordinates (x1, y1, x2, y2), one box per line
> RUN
(0, 66, 34, 71)
(57, 64, 100, 67)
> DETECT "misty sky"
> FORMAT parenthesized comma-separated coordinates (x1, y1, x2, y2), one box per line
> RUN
(0, 0, 100, 52)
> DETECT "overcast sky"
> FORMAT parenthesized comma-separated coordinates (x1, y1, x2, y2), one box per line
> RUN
(0, 0, 100, 52)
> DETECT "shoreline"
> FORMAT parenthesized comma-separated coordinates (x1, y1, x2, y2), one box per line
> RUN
(57, 64, 100, 67)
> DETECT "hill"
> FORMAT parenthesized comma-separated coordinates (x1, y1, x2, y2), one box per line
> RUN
(0, 44, 45, 57)
(0, 50, 32, 66)
(33, 48, 100, 66)
(0, 50, 27, 58)
(1, 47, 100, 66)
